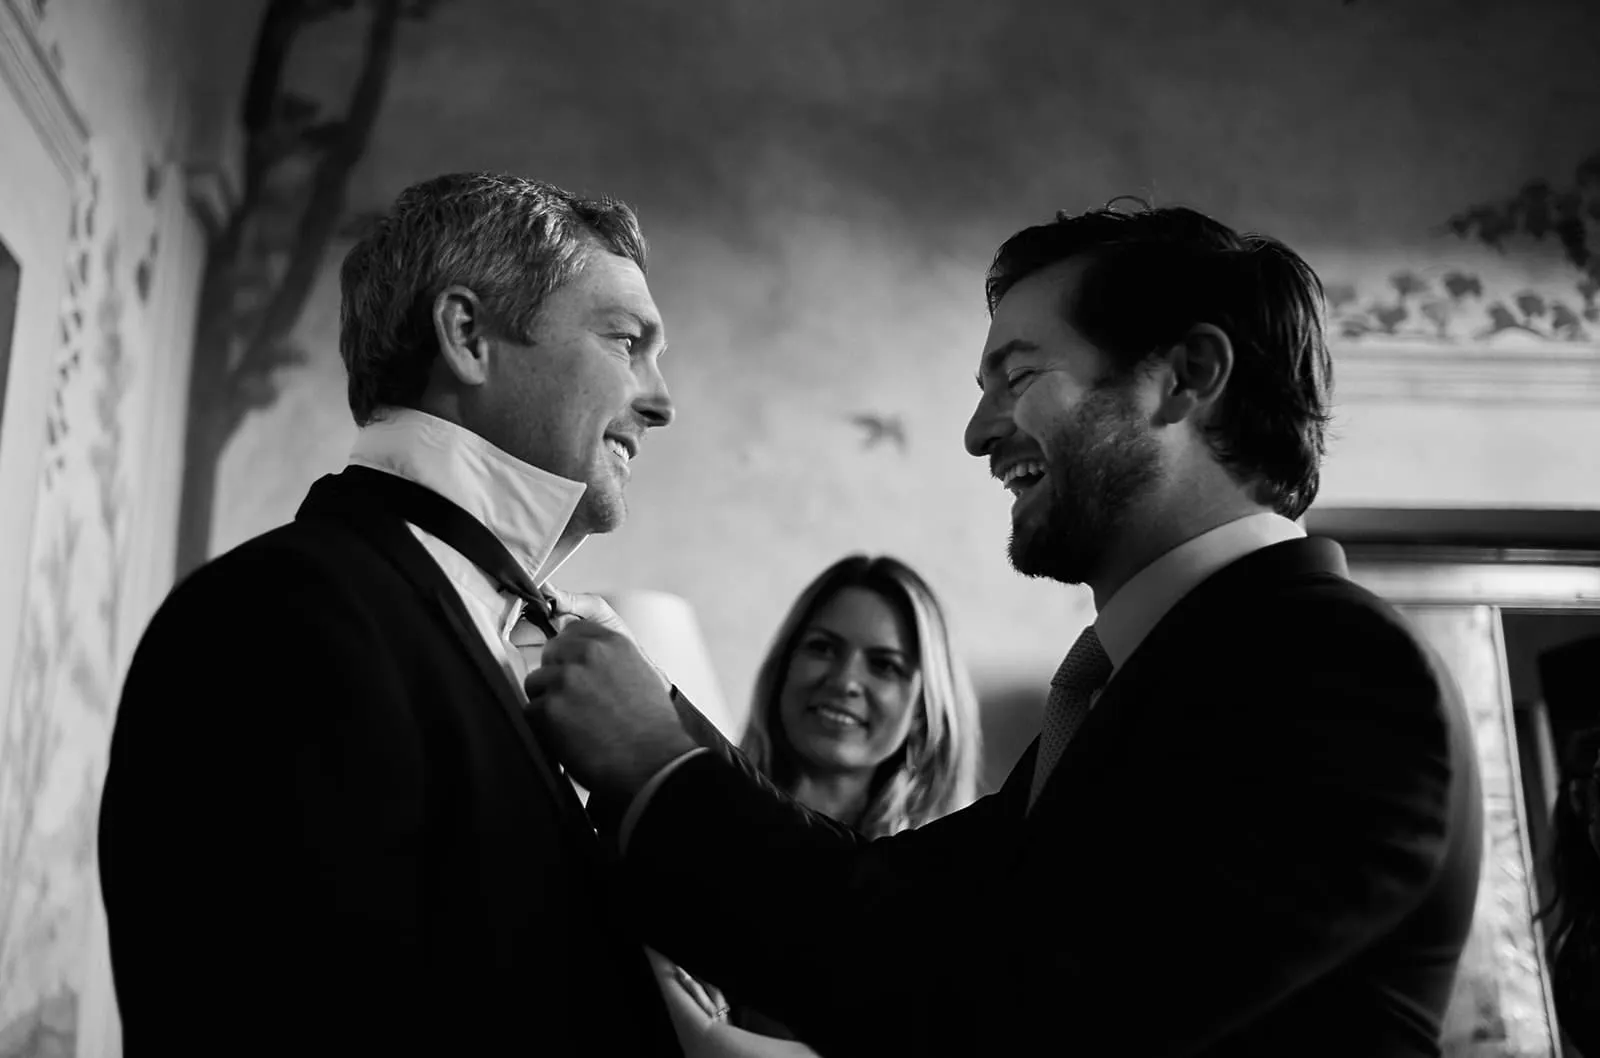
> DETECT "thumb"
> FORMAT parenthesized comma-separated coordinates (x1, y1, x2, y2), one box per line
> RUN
(546, 587, 620, 627)
(543, 585, 576, 614)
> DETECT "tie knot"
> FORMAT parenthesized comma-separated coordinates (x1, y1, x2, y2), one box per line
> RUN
(1051, 626, 1112, 692)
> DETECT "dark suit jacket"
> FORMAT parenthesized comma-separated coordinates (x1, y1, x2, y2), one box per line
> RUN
(99, 468, 681, 1056)
(621, 538, 1484, 1057)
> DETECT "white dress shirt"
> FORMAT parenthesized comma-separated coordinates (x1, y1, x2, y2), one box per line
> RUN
(348, 407, 589, 699)
(620, 511, 1306, 847)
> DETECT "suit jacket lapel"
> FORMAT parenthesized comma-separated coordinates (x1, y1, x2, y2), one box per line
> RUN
(425, 584, 596, 828)
(297, 472, 596, 839)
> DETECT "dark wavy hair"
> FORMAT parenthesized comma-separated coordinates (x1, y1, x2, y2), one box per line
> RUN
(739, 555, 982, 837)
(338, 172, 647, 426)
(985, 199, 1333, 520)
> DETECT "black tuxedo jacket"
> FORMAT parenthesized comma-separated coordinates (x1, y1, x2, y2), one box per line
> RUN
(622, 538, 1484, 1057)
(99, 468, 681, 1056)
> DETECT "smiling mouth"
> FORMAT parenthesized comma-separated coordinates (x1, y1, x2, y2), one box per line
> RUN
(810, 705, 866, 730)
(604, 437, 633, 467)
(998, 460, 1048, 497)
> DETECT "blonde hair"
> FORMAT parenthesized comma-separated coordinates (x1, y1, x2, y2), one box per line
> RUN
(740, 555, 982, 837)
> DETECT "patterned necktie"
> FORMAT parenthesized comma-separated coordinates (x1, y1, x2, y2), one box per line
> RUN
(1027, 626, 1113, 812)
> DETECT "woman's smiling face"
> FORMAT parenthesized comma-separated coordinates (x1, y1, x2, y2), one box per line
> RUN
(777, 587, 923, 778)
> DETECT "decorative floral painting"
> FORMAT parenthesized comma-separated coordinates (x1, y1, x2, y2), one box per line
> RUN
(1328, 268, 1597, 348)
(0, 131, 167, 1055)
(1330, 153, 1600, 357)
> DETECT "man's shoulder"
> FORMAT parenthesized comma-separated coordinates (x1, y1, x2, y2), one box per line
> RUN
(1166, 546, 1447, 698)
(150, 514, 403, 636)
(1190, 536, 1411, 644)
(186, 517, 368, 590)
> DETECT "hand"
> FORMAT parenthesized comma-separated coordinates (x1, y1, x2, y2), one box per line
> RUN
(524, 619, 696, 798)
(544, 588, 676, 688)
(646, 947, 730, 1028)
(544, 587, 632, 638)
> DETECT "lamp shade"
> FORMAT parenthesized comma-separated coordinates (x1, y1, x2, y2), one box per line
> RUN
(600, 590, 738, 741)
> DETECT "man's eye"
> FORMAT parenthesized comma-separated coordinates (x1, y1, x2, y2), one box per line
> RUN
(613, 334, 639, 351)
(1006, 370, 1034, 390)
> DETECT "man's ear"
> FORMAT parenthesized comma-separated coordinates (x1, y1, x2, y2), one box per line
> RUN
(433, 285, 491, 387)
(1153, 323, 1233, 426)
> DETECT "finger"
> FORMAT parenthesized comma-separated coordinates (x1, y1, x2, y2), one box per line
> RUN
(546, 588, 615, 624)
(673, 967, 720, 1018)
(540, 620, 618, 665)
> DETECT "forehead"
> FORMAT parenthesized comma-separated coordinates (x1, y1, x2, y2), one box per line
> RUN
(980, 256, 1098, 370)
(565, 250, 660, 322)
(807, 587, 913, 649)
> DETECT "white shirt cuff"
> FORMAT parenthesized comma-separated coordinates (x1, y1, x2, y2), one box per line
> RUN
(617, 748, 710, 855)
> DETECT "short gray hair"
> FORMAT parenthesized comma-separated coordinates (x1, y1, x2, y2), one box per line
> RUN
(338, 172, 648, 425)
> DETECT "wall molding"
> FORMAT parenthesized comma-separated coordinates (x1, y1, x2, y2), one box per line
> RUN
(0, 0, 87, 180)
(1334, 343, 1600, 405)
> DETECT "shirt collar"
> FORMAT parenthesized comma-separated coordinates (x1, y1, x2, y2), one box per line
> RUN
(347, 407, 587, 589)
(1095, 512, 1306, 671)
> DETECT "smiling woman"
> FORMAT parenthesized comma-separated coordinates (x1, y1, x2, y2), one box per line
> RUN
(742, 553, 983, 837)
(653, 554, 984, 1055)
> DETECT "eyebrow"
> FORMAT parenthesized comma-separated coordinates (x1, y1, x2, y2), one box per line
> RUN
(974, 338, 1040, 390)
(804, 625, 909, 661)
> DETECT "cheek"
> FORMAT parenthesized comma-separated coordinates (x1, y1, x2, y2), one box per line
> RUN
(873, 682, 919, 737)
(784, 656, 829, 691)
(777, 660, 822, 719)
(1012, 392, 1062, 448)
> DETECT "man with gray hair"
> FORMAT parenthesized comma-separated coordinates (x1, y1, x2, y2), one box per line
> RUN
(99, 173, 682, 1055)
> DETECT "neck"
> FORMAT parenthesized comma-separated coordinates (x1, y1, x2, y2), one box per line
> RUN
(1088, 489, 1273, 610)
(791, 769, 876, 826)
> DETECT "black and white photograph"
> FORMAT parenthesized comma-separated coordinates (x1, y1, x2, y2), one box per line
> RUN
(0, 0, 1597, 1054)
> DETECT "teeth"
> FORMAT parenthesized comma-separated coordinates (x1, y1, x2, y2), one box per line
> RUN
(1000, 460, 1047, 487)
(816, 706, 863, 727)
(606, 439, 631, 464)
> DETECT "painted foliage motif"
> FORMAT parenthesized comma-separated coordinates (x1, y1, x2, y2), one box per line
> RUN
(1332, 153, 1600, 352)
(0, 137, 165, 1054)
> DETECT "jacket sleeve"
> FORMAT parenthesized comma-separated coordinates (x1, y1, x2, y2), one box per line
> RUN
(621, 603, 1470, 1057)
(98, 549, 430, 1054)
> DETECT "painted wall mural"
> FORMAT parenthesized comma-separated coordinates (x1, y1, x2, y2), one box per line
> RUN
(0, 138, 167, 1055)
(1330, 151, 1600, 351)
(1328, 269, 1597, 346)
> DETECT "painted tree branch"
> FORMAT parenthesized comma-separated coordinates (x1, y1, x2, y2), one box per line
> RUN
(235, 0, 401, 392)
(1445, 150, 1600, 284)
(173, 0, 418, 579)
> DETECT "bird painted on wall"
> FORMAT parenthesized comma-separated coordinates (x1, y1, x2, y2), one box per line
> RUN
(848, 412, 908, 453)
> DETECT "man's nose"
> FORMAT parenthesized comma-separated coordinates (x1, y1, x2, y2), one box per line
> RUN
(964, 394, 1010, 458)
(635, 360, 674, 428)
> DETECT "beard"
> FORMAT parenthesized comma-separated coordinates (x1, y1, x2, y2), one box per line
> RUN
(1007, 380, 1162, 585)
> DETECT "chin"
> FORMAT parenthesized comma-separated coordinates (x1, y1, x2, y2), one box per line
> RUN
(1008, 525, 1095, 586)
(791, 738, 856, 774)
(577, 492, 627, 535)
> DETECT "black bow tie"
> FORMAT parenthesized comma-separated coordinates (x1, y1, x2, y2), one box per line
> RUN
(338, 466, 561, 638)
